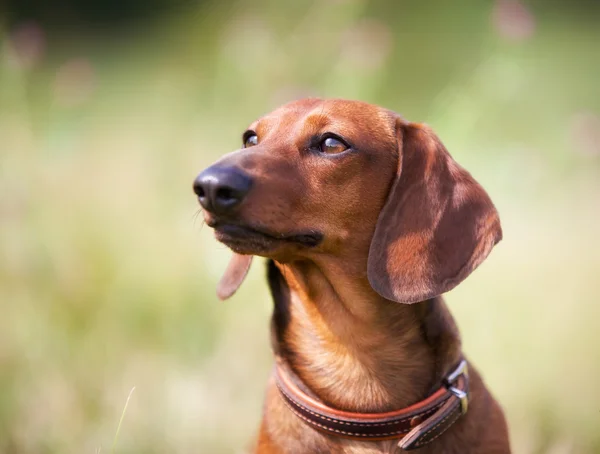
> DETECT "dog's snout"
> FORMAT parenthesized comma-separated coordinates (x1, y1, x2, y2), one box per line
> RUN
(193, 166, 252, 214)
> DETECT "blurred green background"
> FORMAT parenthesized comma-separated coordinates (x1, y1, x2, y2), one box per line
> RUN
(1, 0, 599, 452)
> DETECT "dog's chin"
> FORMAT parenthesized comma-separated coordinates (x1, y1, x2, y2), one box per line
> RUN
(211, 223, 323, 257)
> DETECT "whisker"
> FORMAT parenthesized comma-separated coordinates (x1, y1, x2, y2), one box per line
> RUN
(191, 209, 206, 231)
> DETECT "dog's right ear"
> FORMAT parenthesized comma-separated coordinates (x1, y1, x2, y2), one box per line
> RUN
(216, 253, 253, 300)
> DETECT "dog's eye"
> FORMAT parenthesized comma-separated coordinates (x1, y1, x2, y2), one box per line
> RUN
(244, 134, 258, 148)
(319, 136, 348, 154)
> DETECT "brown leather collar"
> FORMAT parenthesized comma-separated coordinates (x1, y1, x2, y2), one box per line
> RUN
(275, 358, 469, 451)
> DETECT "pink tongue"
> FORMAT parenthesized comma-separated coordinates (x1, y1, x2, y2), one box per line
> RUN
(216, 253, 254, 300)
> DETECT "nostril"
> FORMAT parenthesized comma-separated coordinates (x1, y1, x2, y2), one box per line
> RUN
(193, 178, 206, 198)
(216, 187, 237, 203)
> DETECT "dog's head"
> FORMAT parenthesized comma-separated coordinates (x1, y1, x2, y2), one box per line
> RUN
(193, 99, 501, 302)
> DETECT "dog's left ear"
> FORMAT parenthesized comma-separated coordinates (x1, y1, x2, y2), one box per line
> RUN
(368, 116, 502, 304)
(217, 253, 253, 300)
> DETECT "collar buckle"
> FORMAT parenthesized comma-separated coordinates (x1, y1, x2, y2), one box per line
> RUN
(443, 359, 469, 415)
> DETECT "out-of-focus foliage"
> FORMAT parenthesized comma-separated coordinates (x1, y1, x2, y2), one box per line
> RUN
(0, 1, 599, 453)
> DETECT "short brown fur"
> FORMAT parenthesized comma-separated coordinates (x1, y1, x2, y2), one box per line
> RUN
(197, 99, 510, 453)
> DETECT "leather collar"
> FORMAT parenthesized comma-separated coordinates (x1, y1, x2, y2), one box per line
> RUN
(274, 358, 469, 451)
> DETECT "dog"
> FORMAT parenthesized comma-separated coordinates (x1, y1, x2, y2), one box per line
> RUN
(193, 99, 510, 453)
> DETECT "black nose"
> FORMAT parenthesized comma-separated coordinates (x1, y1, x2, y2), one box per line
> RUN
(193, 166, 252, 214)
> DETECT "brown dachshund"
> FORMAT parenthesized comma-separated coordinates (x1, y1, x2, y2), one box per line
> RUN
(193, 99, 510, 453)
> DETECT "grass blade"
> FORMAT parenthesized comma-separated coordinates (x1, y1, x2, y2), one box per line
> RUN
(110, 386, 136, 454)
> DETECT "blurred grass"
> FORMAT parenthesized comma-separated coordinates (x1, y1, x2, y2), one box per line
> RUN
(1, 1, 599, 453)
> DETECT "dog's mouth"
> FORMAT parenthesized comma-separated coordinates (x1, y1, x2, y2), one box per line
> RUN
(208, 220, 323, 255)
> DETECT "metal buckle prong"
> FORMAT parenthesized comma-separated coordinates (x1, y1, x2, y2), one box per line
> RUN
(448, 386, 469, 415)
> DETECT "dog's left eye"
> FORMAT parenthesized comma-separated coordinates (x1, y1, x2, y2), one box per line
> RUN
(319, 136, 349, 154)
(244, 133, 258, 148)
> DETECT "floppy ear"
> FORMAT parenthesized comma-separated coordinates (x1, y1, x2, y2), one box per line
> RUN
(367, 117, 502, 304)
(216, 253, 253, 300)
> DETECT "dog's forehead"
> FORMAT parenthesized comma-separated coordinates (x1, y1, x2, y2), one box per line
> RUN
(250, 99, 394, 140)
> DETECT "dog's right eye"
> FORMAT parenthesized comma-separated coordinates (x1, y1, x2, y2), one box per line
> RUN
(243, 133, 258, 148)
(319, 136, 349, 154)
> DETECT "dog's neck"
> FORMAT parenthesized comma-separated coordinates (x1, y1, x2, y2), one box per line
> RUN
(268, 258, 462, 413)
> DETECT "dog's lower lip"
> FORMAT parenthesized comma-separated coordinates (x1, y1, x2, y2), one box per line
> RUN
(213, 223, 322, 246)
